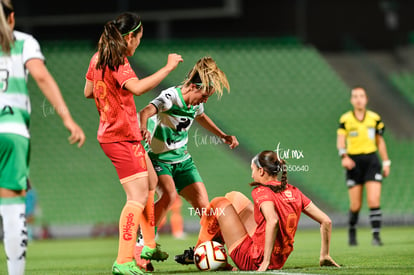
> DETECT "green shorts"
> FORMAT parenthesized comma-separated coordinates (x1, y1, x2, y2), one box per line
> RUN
(151, 157, 203, 193)
(0, 133, 30, 191)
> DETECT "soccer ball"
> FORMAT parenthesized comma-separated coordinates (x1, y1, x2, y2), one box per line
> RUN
(194, 241, 228, 271)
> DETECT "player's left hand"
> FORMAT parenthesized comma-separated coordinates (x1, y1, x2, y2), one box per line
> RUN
(221, 135, 239, 149)
(382, 166, 390, 178)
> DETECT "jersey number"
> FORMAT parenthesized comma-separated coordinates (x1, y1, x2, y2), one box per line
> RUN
(94, 80, 110, 122)
(0, 69, 9, 93)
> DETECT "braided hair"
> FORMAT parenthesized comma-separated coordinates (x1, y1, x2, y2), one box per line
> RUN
(250, 150, 288, 193)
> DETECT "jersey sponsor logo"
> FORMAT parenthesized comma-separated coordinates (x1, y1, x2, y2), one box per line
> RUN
(349, 131, 358, 137)
(176, 118, 191, 132)
(122, 212, 135, 241)
(282, 190, 296, 202)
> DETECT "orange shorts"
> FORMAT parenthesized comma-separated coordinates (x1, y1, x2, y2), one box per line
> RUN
(100, 141, 148, 183)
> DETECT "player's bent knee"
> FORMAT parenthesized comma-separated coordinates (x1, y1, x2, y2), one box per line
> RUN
(210, 197, 231, 210)
(225, 191, 251, 214)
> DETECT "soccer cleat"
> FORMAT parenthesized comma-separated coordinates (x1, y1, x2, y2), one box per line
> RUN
(140, 244, 169, 261)
(174, 247, 195, 265)
(112, 260, 147, 275)
(372, 236, 383, 246)
(134, 244, 154, 272)
(348, 228, 357, 246)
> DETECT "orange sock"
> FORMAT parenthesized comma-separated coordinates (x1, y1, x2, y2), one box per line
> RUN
(117, 200, 144, 264)
(196, 197, 231, 247)
(141, 190, 156, 249)
(225, 191, 251, 214)
(170, 197, 184, 238)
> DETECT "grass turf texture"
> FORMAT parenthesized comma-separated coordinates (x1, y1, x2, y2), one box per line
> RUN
(0, 226, 413, 274)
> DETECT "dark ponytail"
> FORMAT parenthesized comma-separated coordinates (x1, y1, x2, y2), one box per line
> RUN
(0, 0, 14, 55)
(250, 150, 288, 193)
(95, 12, 142, 71)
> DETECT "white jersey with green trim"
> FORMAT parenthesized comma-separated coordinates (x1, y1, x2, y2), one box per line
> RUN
(148, 86, 204, 164)
(0, 31, 45, 138)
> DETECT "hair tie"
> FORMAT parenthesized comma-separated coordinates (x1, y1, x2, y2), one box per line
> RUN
(273, 164, 281, 173)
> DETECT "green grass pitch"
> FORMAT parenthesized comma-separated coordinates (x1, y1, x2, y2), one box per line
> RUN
(0, 226, 413, 274)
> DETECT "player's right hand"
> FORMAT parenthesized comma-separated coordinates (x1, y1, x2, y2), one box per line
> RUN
(341, 156, 355, 170)
(165, 53, 183, 72)
(141, 128, 151, 145)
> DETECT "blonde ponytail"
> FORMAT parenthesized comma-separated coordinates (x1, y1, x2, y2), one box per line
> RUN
(0, 0, 14, 55)
(183, 56, 230, 98)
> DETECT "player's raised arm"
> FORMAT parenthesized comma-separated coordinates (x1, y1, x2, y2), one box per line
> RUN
(195, 113, 238, 149)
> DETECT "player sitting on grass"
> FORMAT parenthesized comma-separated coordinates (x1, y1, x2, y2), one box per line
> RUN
(179, 150, 340, 270)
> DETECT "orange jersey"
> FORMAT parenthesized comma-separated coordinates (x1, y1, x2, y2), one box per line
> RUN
(86, 52, 142, 143)
(250, 182, 311, 269)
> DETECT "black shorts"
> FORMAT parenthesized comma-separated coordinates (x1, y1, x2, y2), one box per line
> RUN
(346, 152, 382, 188)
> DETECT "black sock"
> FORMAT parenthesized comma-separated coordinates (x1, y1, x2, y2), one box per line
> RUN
(349, 210, 359, 229)
(369, 207, 382, 237)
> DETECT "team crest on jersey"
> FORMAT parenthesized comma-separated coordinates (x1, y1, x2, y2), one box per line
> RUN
(283, 190, 295, 202)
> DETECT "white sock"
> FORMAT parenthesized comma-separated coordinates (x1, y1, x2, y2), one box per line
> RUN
(0, 203, 27, 275)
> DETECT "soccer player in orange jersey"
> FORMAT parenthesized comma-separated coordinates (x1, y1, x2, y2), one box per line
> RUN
(84, 12, 182, 275)
(195, 150, 340, 271)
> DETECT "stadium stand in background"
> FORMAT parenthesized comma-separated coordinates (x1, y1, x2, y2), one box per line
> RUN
(26, 38, 414, 238)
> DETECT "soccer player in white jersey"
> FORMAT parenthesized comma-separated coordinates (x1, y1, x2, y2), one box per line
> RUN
(0, 1, 85, 274)
(139, 56, 238, 264)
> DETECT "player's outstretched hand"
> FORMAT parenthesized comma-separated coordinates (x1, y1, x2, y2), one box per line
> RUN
(64, 119, 85, 148)
(320, 256, 340, 267)
(222, 135, 239, 149)
(165, 53, 183, 72)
